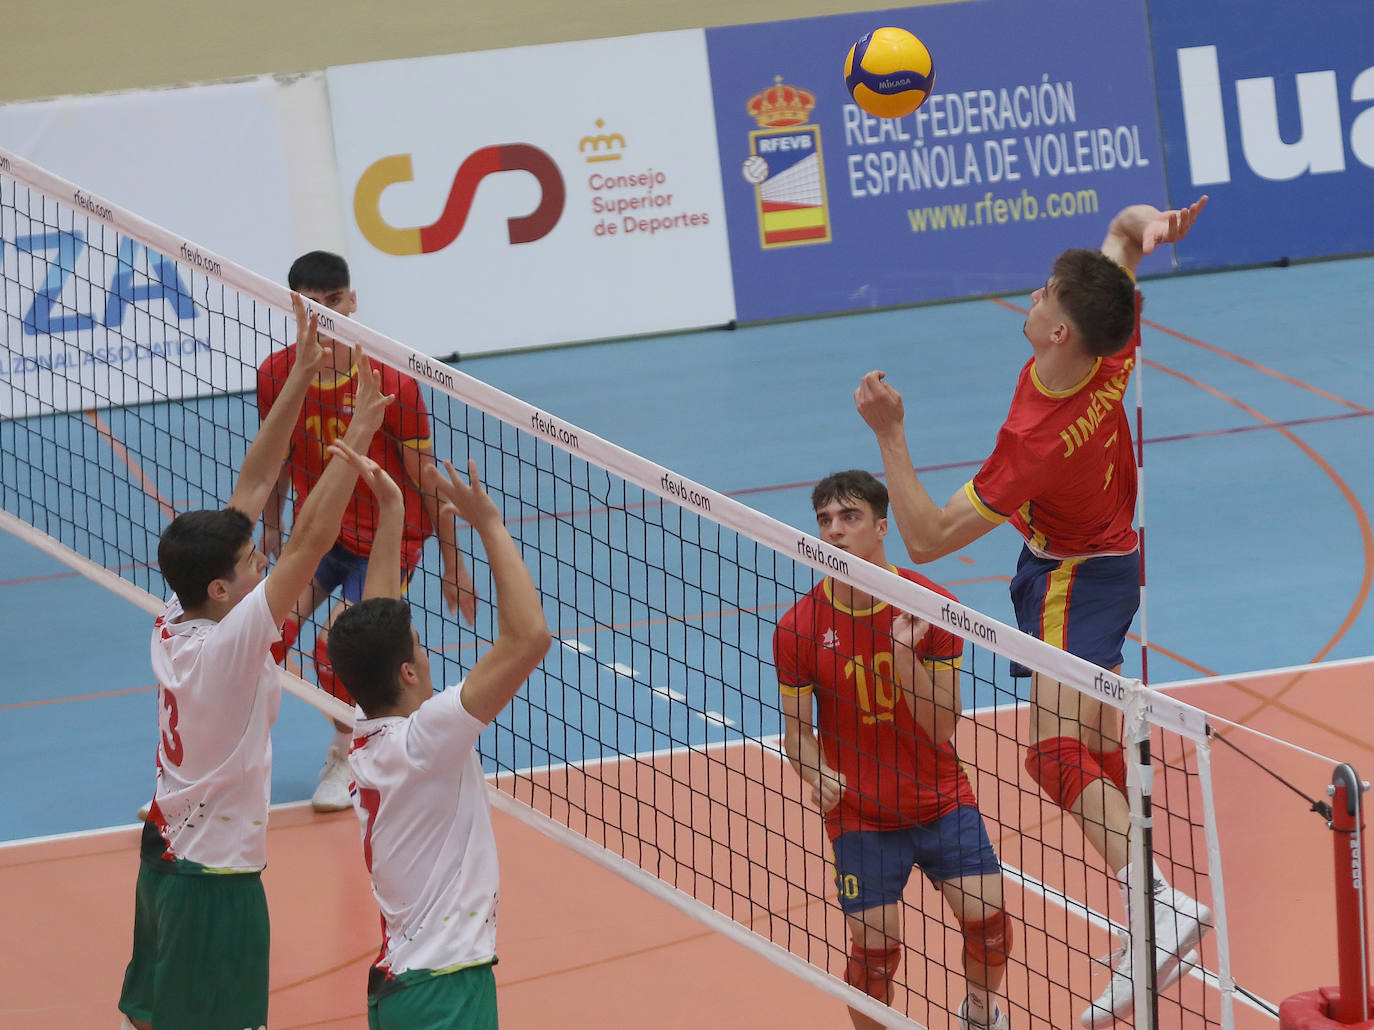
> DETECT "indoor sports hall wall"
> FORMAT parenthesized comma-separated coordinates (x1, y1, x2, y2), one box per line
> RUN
(0, 0, 1369, 406)
(1147, 0, 1374, 268)
(0, 0, 933, 105)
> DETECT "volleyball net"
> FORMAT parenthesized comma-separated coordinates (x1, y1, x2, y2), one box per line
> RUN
(0, 146, 1257, 1028)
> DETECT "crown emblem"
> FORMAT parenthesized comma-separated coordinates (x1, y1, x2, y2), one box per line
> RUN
(580, 118, 626, 163)
(747, 77, 817, 128)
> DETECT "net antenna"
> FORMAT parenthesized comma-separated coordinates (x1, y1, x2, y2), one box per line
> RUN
(1129, 285, 1161, 1027)
(0, 146, 1232, 1028)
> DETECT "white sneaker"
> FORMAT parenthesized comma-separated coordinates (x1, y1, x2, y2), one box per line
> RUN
(1080, 883, 1211, 1029)
(958, 998, 1009, 1030)
(136, 802, 151, 821)
(311, 747, 352, 812)
(1080, 945, 1201, 1027)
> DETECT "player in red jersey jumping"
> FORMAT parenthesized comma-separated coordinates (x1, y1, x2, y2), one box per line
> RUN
(855, 197, 1208, 1026)
(776, 470, 1012, 1030)
(257, 251, 475, 811)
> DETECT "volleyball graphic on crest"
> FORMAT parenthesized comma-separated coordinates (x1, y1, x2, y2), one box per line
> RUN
(844, 27, 935, 119)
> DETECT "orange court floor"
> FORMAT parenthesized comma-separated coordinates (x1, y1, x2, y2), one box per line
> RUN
(4, 659, 1369, 1030)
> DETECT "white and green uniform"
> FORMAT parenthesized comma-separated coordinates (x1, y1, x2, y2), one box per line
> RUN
(350, 681, 499, 1025)
(145, 579, 281, 870)
(119, 580, 281, 1030)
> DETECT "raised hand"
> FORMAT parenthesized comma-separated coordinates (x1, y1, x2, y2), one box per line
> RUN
(855, 369, 906, 438)
(1142, 195, 1208, 255)
(346, 346, 394, 437)
(430, 458, 502, 531)
(290, 292, 330, 379)
(326, 438, 401, 511)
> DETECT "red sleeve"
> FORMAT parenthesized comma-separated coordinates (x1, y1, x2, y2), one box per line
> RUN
(772, 609, 810, 688)
(256, 353, 283, 419)
(899, 571, 964, 661)
(920, 624, 963, 662)
(388, 370, 431, 445)
(969, 422, 1052, 520)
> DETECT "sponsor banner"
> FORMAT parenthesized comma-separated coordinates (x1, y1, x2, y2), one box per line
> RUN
(324, 32, 735, 355)
(0, 77, 335, 416)
(1149, 0, 1374, 267)
(706, 0, 1170, 322)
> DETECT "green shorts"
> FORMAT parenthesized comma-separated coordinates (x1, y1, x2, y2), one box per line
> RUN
(367, 961, 498, 1030)
(118, 860, 270, 1030)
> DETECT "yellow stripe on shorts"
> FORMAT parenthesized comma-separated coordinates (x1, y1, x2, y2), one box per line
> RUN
(1040, 558, 1084, 651)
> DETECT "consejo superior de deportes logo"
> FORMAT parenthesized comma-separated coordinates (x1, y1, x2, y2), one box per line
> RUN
(353, 145, 565, 256)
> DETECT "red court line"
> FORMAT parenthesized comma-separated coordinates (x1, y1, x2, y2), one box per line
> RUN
(0, 684, 155, 713)
(83, 410, 177, 521)
(0, 560, 156, 590)
(1139, 314, 1373, 414)
(1142, 355, 1374, 664)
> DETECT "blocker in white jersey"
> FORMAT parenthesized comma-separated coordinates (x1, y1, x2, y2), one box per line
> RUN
(325, 447, 551, 1030)
(119, 300, 396, 1030)
(350, 682, 500, 976)
(146, 582, 281, 872)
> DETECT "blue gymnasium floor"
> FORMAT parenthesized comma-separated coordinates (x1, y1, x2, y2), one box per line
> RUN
(1, 254, 1372, 842)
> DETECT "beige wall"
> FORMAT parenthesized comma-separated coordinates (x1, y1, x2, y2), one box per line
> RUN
(2, 1, 946, 104)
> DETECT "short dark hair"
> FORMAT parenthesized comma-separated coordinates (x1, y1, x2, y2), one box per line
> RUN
(327, 599, 416, 716)
(288, 251, 351, 293)
(811, 470, 888, 520)
(157, 508, 254, 608)
(1051, 248, 1137, 357)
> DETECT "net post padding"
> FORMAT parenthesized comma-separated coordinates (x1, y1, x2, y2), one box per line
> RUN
(1278, 989, 1374, 1030)
(1277, 765, 1373, 1029)
(0, 144, 1210, 749)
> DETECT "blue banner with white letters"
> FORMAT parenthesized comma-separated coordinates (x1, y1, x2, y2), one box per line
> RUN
(705, 0, 1169, 322)
(1149, 0, 1374, 268)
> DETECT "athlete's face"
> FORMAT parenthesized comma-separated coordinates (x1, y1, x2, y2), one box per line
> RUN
(216, 540, 268, 611)
(298, 285, 358, 367)
(404, 627, 434, 701)
(814, 496, 887, 564)
(1024, 276, 1069, 351)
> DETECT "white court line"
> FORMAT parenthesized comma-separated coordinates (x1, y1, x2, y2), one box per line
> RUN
(1156, 654, 1374, 691)
(1003, 862, 1278, 1020)
(0, 799, 319, 850)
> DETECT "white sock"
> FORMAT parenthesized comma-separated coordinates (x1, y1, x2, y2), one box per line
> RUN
(331, 725, 351, 753)
(963, 989, 992, 1024)
(1115, 860, 1168, 928)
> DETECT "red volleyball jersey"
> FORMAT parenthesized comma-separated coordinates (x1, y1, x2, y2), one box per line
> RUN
(257, 347, 434, 566)
(774, 566, 976, 840)
(965, 294, 1142, 559)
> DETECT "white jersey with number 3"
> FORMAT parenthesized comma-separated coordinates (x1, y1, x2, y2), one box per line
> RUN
(148, 580, 282, 872)
(349, 682, 499, 979)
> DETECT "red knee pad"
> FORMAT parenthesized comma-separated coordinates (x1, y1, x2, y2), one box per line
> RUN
(314, 633, 352, 704)
(960, 909, 1013, 968)
(1091, 746, 1128, 795)
(1025, 736, 1104, 810)
(844, 943, 902, 1001)
(270, 618, 300, 666)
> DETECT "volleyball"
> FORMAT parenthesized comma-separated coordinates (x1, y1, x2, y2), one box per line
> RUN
(844, 27, 935, 119)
